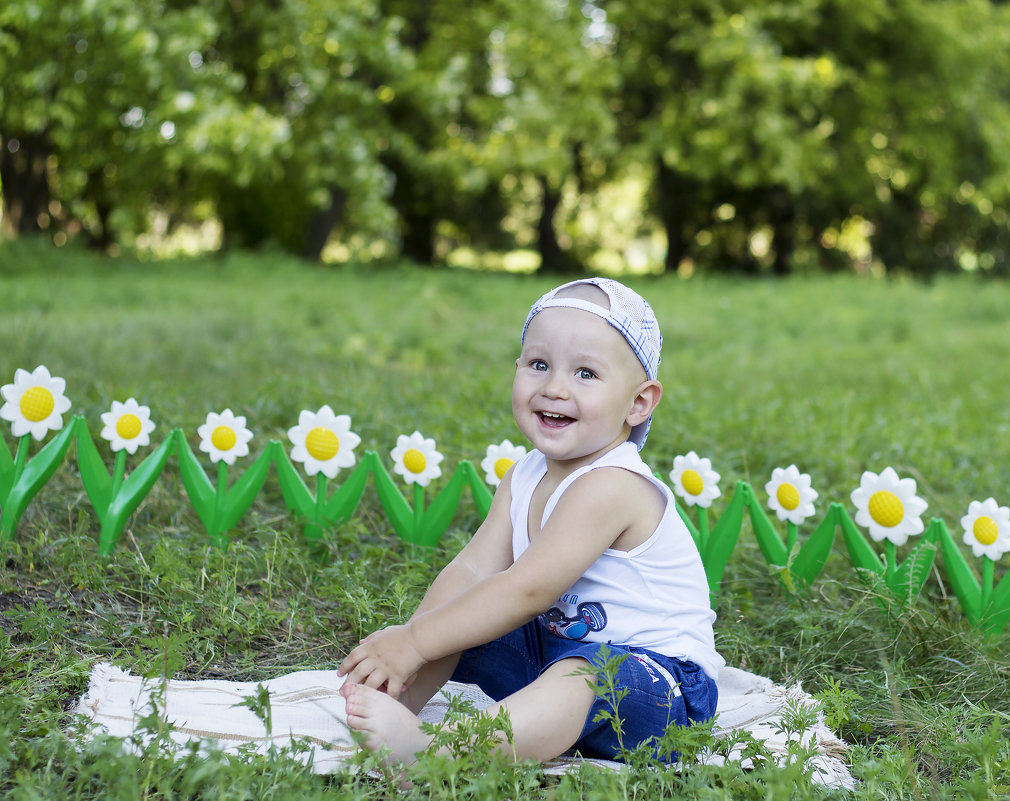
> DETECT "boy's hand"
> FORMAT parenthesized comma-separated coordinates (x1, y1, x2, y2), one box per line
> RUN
(337, 624, 426, 698)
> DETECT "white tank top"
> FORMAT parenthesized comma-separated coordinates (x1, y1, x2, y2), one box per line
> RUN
(510, 442, 724, 679)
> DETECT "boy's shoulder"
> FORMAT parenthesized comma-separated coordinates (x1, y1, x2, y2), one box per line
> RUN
(565, 461, 662, 502)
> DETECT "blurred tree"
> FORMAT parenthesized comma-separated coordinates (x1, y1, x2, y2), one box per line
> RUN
(605, 0, 1010, 275)
(606, 1, 845, 273)
(3, 0, 1008, 272)
(369, 0, 507, 265)
(475, 0, 618, 273)
(184, 0, 403, 258)
(0, 0, 218, 245)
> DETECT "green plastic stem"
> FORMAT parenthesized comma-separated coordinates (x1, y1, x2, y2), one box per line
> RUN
(315, 472, 327, 523)
(211, 460, 229, 547)
(13, 434, 30, 481)
(697, 506, 709, 546)
(885, 540, 897, 576)
(110, 450, 127, 499)
(981, 557, 995, 609)
(413, 482, 425, 536)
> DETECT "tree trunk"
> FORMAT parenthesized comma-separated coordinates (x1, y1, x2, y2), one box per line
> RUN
(655, 159, 693, 273)
(536, 175, 582, 274)
(300, 186, 347, 261)
(84, 168, 115, 250)
(400, 207, 436, 265)
(0, 132, 51, 236)
(768, 186, 795, 276)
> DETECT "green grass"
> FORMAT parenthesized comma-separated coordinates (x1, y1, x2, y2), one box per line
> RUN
(2, 238, 1010, 799)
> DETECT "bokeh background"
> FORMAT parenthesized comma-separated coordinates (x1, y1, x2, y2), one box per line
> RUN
(2, 0, 1009, 276)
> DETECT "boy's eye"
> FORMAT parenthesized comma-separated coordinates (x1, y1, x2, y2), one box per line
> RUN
(577, 368, 596, 380)
(531, 359, 548, 371)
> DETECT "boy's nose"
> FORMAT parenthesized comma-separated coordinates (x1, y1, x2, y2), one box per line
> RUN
(541, 372, 569, 399)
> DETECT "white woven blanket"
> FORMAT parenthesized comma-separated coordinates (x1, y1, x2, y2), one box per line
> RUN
(74, 663, 853, 789)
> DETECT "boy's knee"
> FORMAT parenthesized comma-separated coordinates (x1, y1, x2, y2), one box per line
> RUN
(544, 657, 595, 687)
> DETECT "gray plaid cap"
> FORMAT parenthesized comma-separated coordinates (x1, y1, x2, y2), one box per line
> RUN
(521, 277, 663, 449)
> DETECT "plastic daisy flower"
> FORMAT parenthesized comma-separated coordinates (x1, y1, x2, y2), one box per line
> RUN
(960, 498, 1010, 561)
(197, 409, 254, 465)
(764, 465, 819, 525)
(850, 467, 928, 546)
(669, 451, 721, 508)
(99, 398, 156, 454)
(287, 405, 361, 479)
(480, 439, 527, 487)
(0, 365, 73, 441)
(391, 431, 443, 487)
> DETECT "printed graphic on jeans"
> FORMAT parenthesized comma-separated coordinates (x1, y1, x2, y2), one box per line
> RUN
(542, 601, 607, 640)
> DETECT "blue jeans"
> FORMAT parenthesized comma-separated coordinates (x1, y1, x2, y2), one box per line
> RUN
(450, 619, 718, 762)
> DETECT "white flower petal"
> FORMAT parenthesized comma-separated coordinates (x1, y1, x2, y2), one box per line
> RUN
(480, 440, 527, 486)
(391, 430, 443, 487)
(287, 407, 360, 479)
(850, 467, 928, 547)
(197, 408, 254, 464)
(0, 365, 73, 441)
(668, 451, 722, 508)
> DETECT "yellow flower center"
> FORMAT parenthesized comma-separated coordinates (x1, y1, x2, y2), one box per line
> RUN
(494, 457, 514, 480)
(305, 427, 340, 461)
(211, 425, 237, 451)
(116, 413, 143, 440)
(868, 490, 904, 528)
(776, 483, 800, 511)
(19, 386, 55, 422)
(973, 516, 999, 546)
(403, 448, 427, 475)
(681, 469, 704, 496)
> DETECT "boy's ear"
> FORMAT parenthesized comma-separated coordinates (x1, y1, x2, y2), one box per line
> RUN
(627, 380, 663, 426)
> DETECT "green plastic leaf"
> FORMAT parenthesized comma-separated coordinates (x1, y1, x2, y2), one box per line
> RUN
(886, 525, 938, 602)
(980, 570, 1010, 638)
(702, 481, 747, 598)
(459, 460, 493, 519)
(322, 455, 372, 526)
(744, 483, 790, 568)
(837, 506, 884, 575)
(218, 442, 278, 531)
(415, 463, 469, 548)
(0, 435, 14, 498)
(97, 431, 178, 556)
(176, 434, 216, 530)
(934, 519, 982, 624)
(274, 447, 316, 518)
(0, 420, 78, 539)
(790, 507, 840, 587)
(367, 451, 414, 540)
(74, 418, 113, 514)
(675, 499, 702, 550)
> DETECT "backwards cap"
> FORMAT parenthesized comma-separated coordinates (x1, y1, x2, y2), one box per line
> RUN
(521, 277, 662, 449)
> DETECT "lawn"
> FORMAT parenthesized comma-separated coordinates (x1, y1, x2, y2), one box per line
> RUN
(1, 240, 1009, 799)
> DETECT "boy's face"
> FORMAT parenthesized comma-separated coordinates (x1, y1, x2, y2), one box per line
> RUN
(513, 306, 655, 469)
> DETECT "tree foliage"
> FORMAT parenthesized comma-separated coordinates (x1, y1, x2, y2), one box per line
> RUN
(1, 0, 1008, 274)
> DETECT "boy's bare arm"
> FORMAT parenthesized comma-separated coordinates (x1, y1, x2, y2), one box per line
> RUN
(340, 468, 648, 694)
(410, 468, 516, 618)
(337, 467, 516, 694)
(409, 469, 639, 647)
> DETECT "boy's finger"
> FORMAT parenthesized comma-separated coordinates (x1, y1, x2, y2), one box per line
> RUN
(336, 651, 359, 676)
(363, 668, 388, 690)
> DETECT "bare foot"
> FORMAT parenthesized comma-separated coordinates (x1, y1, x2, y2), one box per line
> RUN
(343, 682, 432, 766)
